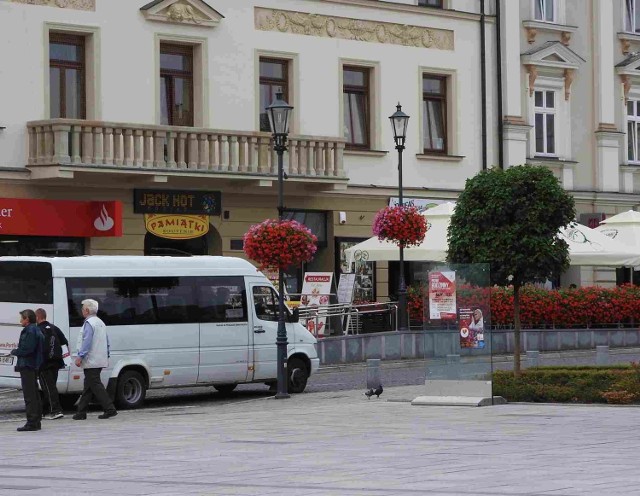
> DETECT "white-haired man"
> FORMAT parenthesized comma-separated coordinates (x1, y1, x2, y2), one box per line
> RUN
(72, 299, 117, 420)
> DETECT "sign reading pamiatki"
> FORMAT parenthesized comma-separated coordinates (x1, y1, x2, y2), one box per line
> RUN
(428, 270, 457, 320)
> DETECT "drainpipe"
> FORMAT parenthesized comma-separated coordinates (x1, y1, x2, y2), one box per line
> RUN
(496, 0, 504, 169)
(480, 0, 487, 170)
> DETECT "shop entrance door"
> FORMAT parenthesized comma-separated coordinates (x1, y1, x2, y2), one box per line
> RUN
(144, 232, 207, 256)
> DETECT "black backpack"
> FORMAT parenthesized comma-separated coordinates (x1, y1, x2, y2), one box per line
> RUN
(42, 324, 63, 361)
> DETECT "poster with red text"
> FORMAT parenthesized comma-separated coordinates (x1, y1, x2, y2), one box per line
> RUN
(428, 271, 457, 320)
(299, 272, 333, 337)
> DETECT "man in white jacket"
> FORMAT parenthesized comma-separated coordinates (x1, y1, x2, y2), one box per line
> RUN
(72, 299, 118, 420)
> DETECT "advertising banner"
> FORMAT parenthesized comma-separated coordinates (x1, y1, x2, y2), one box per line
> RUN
(0, 198, 122, 237)
(428, 270, 457, 320)
(459, 307, 485, 349)
(299, 272, 333, 337)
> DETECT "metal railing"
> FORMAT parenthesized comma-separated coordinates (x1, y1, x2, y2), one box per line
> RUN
(298, 302, 398, 336)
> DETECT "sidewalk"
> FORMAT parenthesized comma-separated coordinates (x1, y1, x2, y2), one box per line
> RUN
(1, 384, 639, 495)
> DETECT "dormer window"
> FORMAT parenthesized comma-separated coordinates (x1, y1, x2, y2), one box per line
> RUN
(534, 0, 555, 22)
(625, 0, 640, 34)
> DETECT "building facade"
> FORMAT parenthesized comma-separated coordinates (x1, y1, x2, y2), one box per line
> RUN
(0, 0, 496, 299)
(10, 0, 640, 291)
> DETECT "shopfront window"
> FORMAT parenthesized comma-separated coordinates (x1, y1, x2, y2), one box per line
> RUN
(0, 236, 84, 257)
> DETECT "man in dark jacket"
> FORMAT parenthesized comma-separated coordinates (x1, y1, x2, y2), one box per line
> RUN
(10, 309, 44, 432)
(36, 308, 68, 420)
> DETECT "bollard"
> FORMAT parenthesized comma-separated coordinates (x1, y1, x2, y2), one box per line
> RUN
(366, 359, 381, 389)
(445, 354, 460, 380)
(527, 350, 540, 368)
(596, 345, 609, 366)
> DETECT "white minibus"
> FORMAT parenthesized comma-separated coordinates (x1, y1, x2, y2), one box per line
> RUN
(0, 256, 319, 408)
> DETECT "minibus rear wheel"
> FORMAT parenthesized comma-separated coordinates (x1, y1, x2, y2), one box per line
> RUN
(288, 357, 308, 394)
(115, 370, 147, 409)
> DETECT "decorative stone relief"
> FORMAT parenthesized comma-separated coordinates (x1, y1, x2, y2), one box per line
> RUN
(9, 0, 95, 11)
(141, 0, 223, 28)
(255, 8, 454, 51)
(563, 68, 574, 100)
(560, 31, 571, 46)
(621, 74, 631, 103)
(525, 27, 537, 44)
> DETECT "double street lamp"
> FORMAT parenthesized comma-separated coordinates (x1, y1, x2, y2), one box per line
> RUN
(266, 92, 293, 399)
(389, 103, 410, 332)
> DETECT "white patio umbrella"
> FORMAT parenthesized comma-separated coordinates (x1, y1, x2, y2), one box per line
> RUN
(344, 203, 640, 269)
(595, 210, 640, 248)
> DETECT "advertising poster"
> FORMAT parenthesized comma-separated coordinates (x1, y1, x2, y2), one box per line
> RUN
(428, 271, 457, 320)
(459, 307, 485, 349)
(299, 272, 333, 337)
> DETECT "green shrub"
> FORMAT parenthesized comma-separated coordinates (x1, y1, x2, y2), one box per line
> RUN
(493, 365, 640, 404)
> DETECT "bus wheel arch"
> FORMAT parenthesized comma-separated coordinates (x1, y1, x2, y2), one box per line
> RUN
(114, 366, 148, 409)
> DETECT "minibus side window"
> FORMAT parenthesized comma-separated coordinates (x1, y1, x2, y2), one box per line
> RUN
(66, 276, 196, 326)
(252, 286, 279, 322)
(196, 276, 247, 323)
(0, 262, 53, 304)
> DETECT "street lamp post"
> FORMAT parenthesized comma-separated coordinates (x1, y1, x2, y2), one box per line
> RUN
(389, 103, 410, 332)
(266, 92, 293, 399)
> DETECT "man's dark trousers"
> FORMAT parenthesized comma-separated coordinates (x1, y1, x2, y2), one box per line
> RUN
(39, 366, 62, 414)
(77, 368, 115, 413)
(19, 369, 42, 426)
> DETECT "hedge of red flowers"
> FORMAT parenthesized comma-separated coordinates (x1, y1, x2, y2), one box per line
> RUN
(407, 283, 640, 328)
(243, 219, 318, 270)
(372, 205, 428, 247)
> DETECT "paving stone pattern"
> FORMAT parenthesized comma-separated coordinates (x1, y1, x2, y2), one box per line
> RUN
(0, 385, 639, 495)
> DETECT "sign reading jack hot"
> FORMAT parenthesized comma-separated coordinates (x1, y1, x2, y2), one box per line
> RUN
(0, 198, 122, 237)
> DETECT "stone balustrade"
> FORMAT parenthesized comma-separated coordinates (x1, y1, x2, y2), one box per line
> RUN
(27, 119, 347, 180)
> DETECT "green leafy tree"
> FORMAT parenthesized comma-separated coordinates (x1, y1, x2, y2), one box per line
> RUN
(447, 165, 575, 375)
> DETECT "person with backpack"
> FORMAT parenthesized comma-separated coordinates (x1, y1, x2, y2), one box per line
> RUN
(36, 308, 68, 420)
(10, 309, 44, 432)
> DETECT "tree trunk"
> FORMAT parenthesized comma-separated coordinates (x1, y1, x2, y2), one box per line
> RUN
(513, 284, 521, 377)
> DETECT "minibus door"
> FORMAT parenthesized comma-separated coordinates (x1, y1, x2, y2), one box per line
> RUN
(248, 284, 281, 381)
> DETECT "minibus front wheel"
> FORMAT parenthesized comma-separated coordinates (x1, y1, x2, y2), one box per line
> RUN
(288, 357, 309, 394)
(115, 370, 147, 409)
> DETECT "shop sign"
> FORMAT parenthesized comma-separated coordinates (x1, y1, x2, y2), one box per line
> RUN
(144, 214, 209, 240)
(0, 198, 122, 237)
(388, 197, 448, 212)
(134, 189, 221, 215)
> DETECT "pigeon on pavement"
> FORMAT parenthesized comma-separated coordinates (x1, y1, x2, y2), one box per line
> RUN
(373, 384, 383, 398)
(364, 388, 374, 399)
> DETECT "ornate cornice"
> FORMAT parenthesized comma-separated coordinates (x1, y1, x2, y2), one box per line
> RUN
(9, 0, 95, 11)
(255, 8, 454, 51)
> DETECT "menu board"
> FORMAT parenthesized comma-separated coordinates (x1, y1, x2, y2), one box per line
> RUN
(299, 272, 333, 337)
(337, 273, 356, 304)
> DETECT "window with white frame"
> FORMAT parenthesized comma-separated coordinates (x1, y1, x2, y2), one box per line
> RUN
(627, 100, 640, 163)
(534, 90, 556, 156)
(625, 0, 640, 33)
(534, 0, 555, 22)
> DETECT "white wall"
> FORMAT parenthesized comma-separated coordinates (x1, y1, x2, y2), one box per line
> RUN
(0, 0, 496, 193)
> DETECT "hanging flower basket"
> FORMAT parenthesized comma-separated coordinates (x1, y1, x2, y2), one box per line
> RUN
(372, 205, 428, 247)
(243, 219, 318, 270)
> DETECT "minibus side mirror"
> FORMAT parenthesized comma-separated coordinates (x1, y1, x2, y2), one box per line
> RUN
(289, 307, 300, 323)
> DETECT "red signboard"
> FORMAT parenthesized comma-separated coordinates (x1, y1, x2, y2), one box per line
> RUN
(0, 198, 122, 237)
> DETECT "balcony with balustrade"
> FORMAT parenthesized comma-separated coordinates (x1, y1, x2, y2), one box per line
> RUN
(26, 120, 349, 189)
